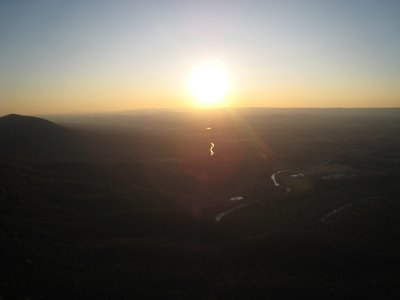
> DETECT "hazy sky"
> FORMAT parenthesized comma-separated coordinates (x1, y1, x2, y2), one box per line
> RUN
(1, 0, 400, 114)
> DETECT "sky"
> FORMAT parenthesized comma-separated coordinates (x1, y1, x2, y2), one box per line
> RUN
(1, 0, 400, 114)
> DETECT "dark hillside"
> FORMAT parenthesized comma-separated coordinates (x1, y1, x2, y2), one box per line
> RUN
(0, 114, 79, 158)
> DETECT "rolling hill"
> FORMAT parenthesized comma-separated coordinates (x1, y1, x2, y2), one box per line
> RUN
(0, 114, 74, 158)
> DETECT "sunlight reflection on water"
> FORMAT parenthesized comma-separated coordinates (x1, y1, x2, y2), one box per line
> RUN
(210, 142, 215, 156)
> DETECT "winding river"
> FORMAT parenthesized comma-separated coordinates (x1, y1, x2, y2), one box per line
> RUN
(215, 168, 297, 222)
(271, 170, 292, 193)
(210, 123, 295, 222)
(209, 142, 215, 157)
(215, 204, 249, 222)
(320, 196, 377, 222)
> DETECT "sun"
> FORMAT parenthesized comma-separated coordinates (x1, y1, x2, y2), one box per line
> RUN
(188, 60, 230, 107)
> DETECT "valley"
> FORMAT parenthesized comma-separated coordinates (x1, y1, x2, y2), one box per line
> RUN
(1, 108, 400, 299)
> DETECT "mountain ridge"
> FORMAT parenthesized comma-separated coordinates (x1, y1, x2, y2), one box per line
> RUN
(0, 113, 74, 158)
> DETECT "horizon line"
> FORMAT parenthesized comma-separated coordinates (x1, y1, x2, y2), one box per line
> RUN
(1, 106, 399, 118)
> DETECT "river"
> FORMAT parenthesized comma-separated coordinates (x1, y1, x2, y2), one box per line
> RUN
(209, 142, 215, 157)
(210, 124, 294, 222)
(271, 170, 292, 193)
(215, 204, 249, 222)
(215, 168, 296, 222)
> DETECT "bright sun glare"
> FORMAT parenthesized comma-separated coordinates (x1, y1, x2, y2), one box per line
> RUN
(188, 60, 230, 107)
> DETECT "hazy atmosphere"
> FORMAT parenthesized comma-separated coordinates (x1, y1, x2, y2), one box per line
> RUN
(1, 1, 400, 299)
(1, 0, 400, 114)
